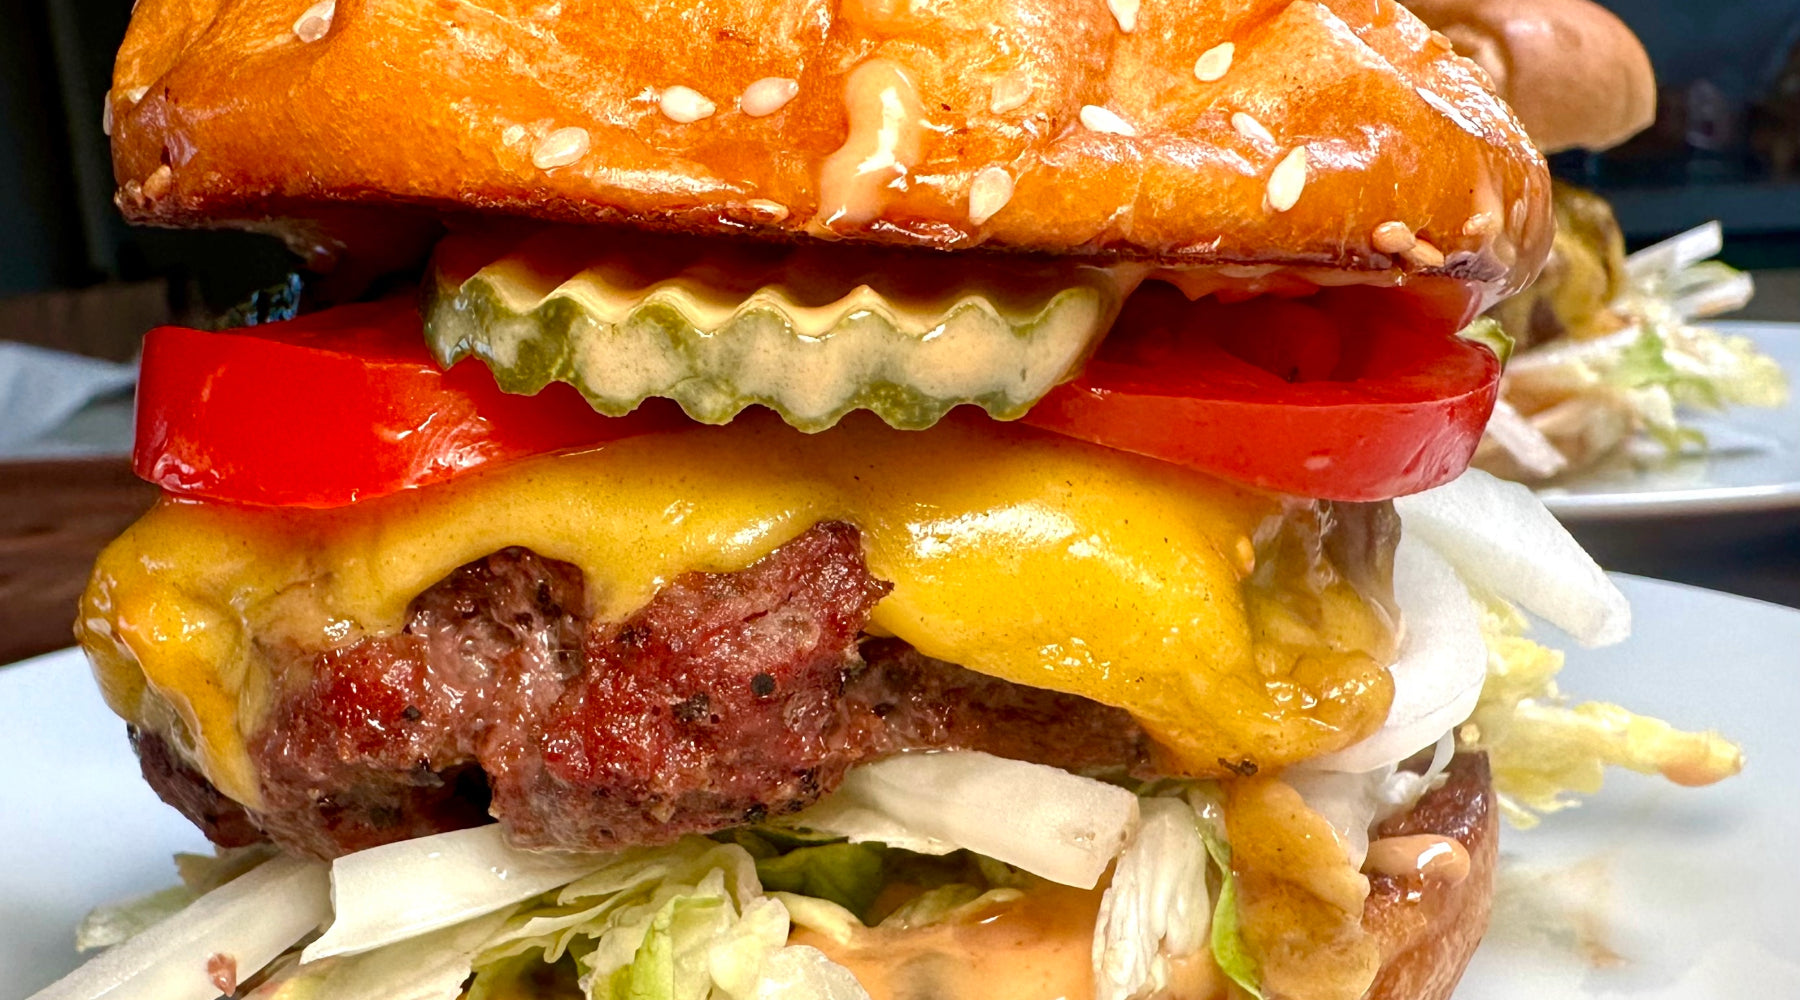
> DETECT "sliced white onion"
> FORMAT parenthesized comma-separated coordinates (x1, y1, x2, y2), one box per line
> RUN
(1395, 468, 1630, 647)
(303, 824, 612, 963)
(1672, 269, 1755, 321)
(1482, 398, 1569, 479)
(1092, 797, 1210, 1000)
(1289, 730, 1458, 872)
(752, 945, 874, 1000)
(1284, 768, 1385, 871)
(248, 909, 513, 1000)
(29, 856, 329, 1000)
(1373, 730, 1458, 825)
(1504, 325, 1642, 374)
(1625, 221, 1723, 283)
(1306, 536, 1487, 773)
(783, 751, 1140, 890)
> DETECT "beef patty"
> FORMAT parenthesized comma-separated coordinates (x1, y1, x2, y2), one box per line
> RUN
(134, 522, 1152, 858)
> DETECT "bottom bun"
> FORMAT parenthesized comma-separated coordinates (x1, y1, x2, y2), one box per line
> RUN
(753, 753, 1494, 1000)
(1365, 752, 1497, 1000)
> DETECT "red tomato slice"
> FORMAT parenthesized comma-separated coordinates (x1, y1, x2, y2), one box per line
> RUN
(135, 298, 680, 507)
(138, 282, 1494, 508)
(1023, 282, 1499, 501)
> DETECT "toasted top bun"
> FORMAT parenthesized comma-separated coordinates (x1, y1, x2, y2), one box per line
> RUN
(1405, 0, 1655, 153)
(110, 0, 1551, 299)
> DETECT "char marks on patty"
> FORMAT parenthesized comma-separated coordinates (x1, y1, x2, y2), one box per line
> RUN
(144, 522, 1151, 858)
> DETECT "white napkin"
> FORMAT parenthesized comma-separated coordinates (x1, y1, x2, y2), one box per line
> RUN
(0, 342, 137, 455)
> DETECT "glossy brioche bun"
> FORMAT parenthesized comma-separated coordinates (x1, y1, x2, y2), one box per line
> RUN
(110, 0, 1551, 300)
(1364, 751, 1497, 1000)
(1404, 0, 1656, 153)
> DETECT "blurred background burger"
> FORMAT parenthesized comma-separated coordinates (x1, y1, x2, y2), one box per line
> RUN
(1406, 0, 1790, 482)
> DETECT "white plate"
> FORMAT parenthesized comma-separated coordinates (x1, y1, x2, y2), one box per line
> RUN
(1, 576, 1796, 999)
(1538, 322, 1800, 521)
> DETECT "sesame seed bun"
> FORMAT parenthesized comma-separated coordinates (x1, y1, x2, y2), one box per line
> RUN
(1404, 0, 1656, 153)
(108, 0, 1552, 301)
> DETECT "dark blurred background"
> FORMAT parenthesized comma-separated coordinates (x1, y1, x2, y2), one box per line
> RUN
(0, 0, 1797, 662)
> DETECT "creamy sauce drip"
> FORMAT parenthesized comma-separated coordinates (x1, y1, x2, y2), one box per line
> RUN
(1365, 834, 1471, 885)
(798, 881, 1228, 999)
(793, 882, 1194, 1000)
(1225, 776, 1379, 1000)
(814, 60, 926, 231)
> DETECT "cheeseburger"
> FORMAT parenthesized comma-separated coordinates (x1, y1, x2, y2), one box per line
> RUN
(1406, 0, 1787, 481)
(41, 2, 1740, 1000)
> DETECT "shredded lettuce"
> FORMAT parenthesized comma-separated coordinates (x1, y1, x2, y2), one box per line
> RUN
(489, 840, 790, 1000)
(76, 845, 281, 953)
(235, 838, 872, 1000)
(777, 750, 1139, 890)
(768, 893, 860, 947)
(1185, 788, 1261, 1000)
(878, 883, 1025, 930)
(1092, 797, 1211, 1000)
(1458, 315, 1514, 365)
(33, 855, 330, 1000)
(1464, 597, 1744, 828)
(249, 909, 516, 1000)
(74, 887, 199, 954)
(1490, 222, 1787, 477)
(306, 825, 613, 963)
(743, 841, 886, 922)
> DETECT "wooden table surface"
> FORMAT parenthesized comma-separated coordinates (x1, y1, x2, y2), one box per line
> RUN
(0, 458, 156, 665)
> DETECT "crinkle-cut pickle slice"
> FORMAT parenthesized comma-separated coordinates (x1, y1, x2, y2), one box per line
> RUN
(425, 228, 1128, 431)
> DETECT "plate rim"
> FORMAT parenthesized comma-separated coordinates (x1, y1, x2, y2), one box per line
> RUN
(1533, 320, 1800, 522)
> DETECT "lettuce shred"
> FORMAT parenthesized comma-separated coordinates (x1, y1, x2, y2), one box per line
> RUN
(76, 844, 278, 952)
(1487, 227, 1786, 478)
(1461, 597, 1744, 828)
(1187, 788, 1262, 1000)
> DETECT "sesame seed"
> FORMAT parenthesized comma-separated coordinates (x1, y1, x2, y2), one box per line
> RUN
(1265, 147, 1307, 212)
(531, 126, 590, 170)
(1108, 0, 1139, 32)
(1372, 221, 1416, 255)
(501, 124, 525, 146)
(124, 86, 148, 104)
(293, 0, 334, 43)
(141, 165, 173, 200)
(747, 199, 790, 222)
(1231, 111, 1273, 145)
(968, 166, 1014, 225)
(1080, 105, 1136, 137)
(1402, 239, 1446, 268)
(990, 71, 1030, 114)
(1463, 212, 1498, 237)
(659, 85, 717, 123)
(1194, 42, 1234, 82)
(740, 77, 799, 118)
(101, 90, 113, 136)
(1508, 197, 1527, 232)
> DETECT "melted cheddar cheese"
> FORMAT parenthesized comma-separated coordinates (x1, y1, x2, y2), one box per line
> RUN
(78, 414, 1393, 808)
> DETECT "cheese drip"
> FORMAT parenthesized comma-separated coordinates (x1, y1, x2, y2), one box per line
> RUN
(78, 415, 1394, 808)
